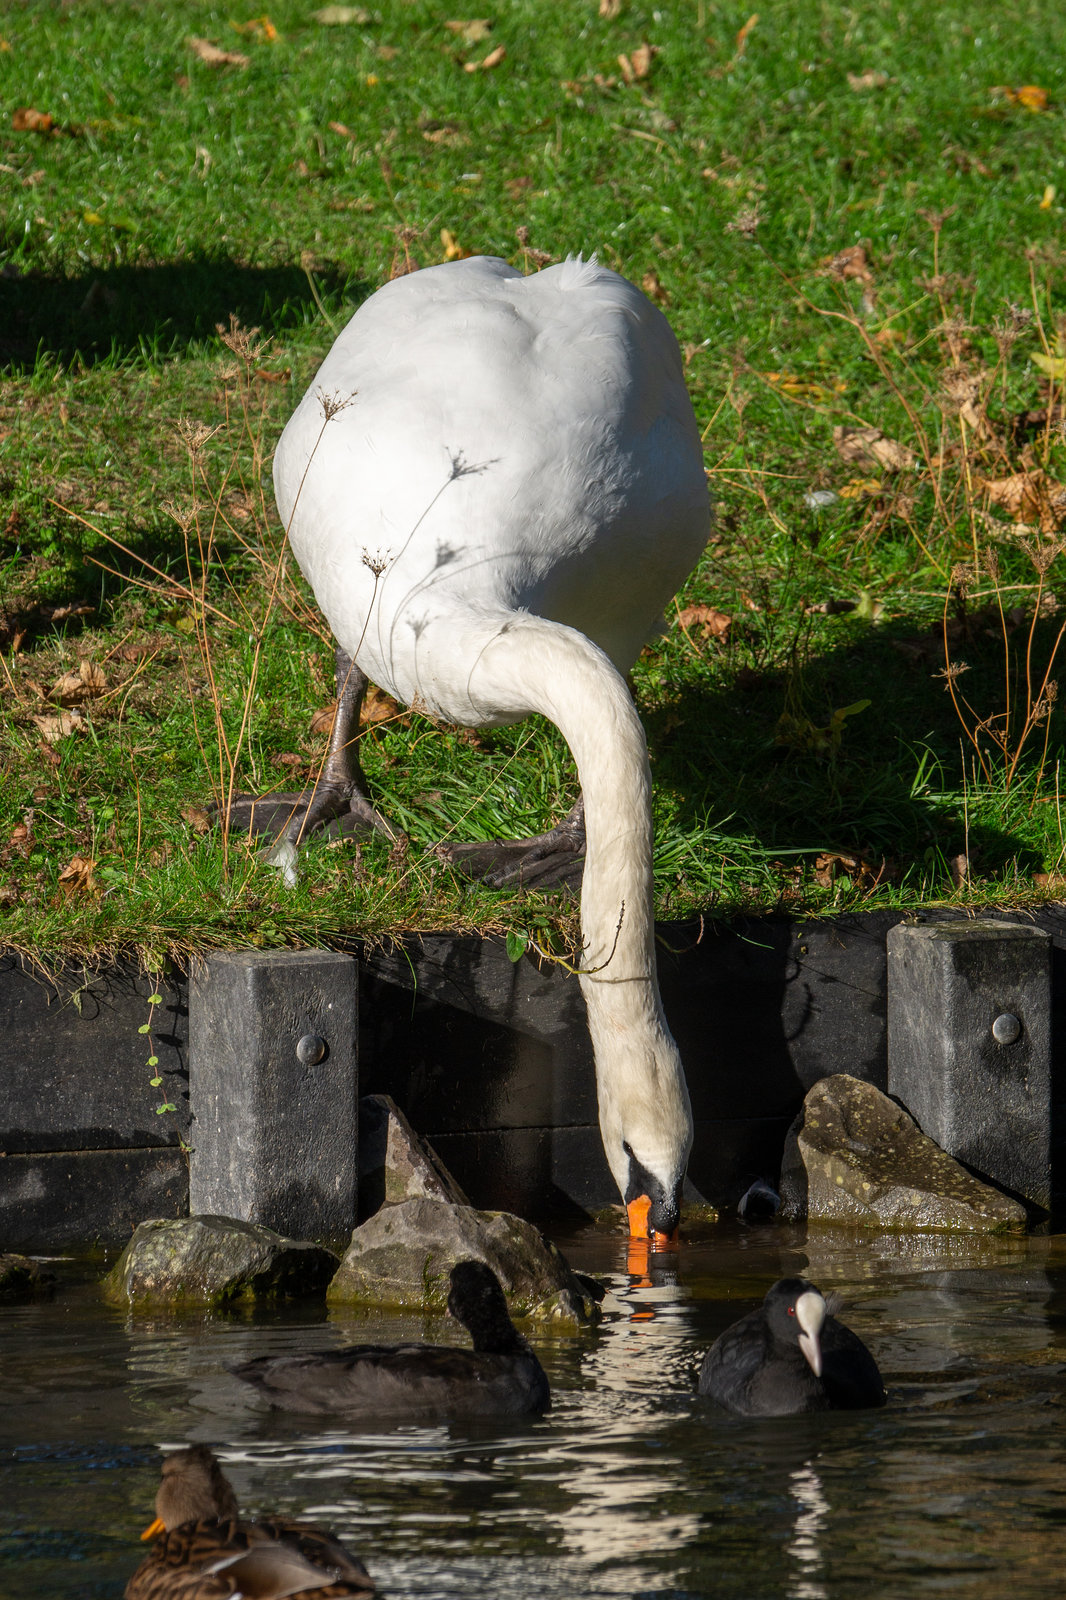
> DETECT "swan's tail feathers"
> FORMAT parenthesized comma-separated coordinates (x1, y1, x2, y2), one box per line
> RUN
(557, 252, 602, 289)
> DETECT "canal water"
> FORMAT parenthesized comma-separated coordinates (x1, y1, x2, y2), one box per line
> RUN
(3, 1221, 1066, 1598)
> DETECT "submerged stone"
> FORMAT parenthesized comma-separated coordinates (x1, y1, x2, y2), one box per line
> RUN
(780, 1074, 1027, 1233)
(103, 1215, 339, 1307)
(328, 1196, 600, 1325)
(358, 1093, 469, 1216)
(0, 1252, 55, 1299)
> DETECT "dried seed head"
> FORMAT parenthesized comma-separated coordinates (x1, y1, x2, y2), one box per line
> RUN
(726, 206, 761, 237)
(215, 313, 265, 363)
(361, 547, 391, 577)
(176, 418, 219, 457)
(161, 498, 199, 535)
(318, 388, 357, 422)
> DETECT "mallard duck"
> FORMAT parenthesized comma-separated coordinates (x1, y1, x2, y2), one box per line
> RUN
(228, 254, 711, 1245)
(231, 1258, 550, 1418)
(697, 1277, 886, 1416)
(125, 1444, 375, 1599)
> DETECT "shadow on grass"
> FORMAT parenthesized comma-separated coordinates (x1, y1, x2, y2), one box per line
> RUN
(645, 613, 1059, 881)
(1, 253, 366, 369)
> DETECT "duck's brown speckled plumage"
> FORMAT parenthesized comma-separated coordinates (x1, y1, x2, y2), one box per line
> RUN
(125, 1446, 375, 1600)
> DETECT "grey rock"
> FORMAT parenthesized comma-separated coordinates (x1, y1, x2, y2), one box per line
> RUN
(779, 1074, 1027, 1233)
(0, 1252, 55, 1299)
(358, 1094, 469, 1217)
(328, 1196, 600, 1325)
(103, 1214, 339, 1307)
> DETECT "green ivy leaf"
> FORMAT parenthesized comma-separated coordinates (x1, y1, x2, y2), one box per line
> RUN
(148, 992, 163, 1005)
(505, 930, 528, 963)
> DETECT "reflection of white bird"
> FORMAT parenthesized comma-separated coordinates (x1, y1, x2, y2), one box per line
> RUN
(268, 254, 711, 1241)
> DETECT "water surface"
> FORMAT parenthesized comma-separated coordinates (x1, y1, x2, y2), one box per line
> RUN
(4, 1223, 1066, 1598)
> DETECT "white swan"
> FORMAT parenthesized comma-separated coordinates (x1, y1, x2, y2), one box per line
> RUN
(271, 254, 711, 1243)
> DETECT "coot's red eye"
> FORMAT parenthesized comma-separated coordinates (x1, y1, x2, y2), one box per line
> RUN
(787, 1306, 795, 1316)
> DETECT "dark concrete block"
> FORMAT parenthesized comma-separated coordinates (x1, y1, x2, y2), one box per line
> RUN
(0, 1148, 187, 1251)
(0, 953, 188, 1150)
(188, 950, 358, 1243)
(887, 920, 1052, 1211)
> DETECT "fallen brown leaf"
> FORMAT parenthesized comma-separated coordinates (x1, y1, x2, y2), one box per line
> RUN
(231, 15, 278, 40)
(50, 658, 106, 706)
(618, 43, 655, 83)
(187, 36, 250, 68)
(32, 709, 84, 743)
(12, 107, 55, 134)
(310, 701, 337, 737)
(991, 84, 1048, 111)
(421, 120, 468, 146)
(464, 43, 505, 70)
(676, 603, 732, 640)
(847, 69, 888, 91)
(833, 424, 916, 473)
(812, 849, 888, 889)
(311, 5, 371, 21)
(362, 683, 404, 724)
(641, 269, 669, 305)
(981, 467, 1066, 532)
(57, 854, 97, 896)
(444, 18, 493, 44)
(180, 805, 212, 834)
(818, 243, 877, 311)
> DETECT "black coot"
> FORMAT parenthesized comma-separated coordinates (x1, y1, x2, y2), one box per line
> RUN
(698, 1276, 885, 1416)
(231, 1259, 550, 1419)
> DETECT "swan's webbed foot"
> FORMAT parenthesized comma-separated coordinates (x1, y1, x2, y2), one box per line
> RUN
(211, 647, 401, 847)
(435, 799, 585, 890)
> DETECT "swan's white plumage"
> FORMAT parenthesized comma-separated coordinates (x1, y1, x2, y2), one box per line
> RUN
(274, 254, 711, 1226)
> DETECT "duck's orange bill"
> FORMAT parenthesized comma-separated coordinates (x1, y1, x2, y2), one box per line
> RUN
(652, 1228, 679, 1252)
(141, 1516, 166, 1542)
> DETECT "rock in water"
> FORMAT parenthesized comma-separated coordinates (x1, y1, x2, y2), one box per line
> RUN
(0, 1253, 55, 1299)
(358, 1094, 469, 1216)
(779, 1074, 1027, 1232)
(327, 1196, 600, 1325)
(103, 1215, 339, 1307)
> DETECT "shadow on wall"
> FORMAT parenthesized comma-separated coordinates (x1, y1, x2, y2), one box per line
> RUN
(1, 253, 365, 369)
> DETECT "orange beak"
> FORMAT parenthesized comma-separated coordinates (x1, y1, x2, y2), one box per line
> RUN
(140, 1516, 166, 1542)
(626, 1196, 680, 1251)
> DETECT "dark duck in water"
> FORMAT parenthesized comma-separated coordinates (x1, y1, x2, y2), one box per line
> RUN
(698, 1277, 886, 1417)
(231, 1258, 550, 1419)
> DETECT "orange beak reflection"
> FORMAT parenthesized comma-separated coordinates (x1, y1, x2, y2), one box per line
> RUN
(141, 1516, 166, 1542)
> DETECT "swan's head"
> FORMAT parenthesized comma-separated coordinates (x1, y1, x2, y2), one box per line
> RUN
(596, 1034, 693, 1248)
(623, 1141, 684, 1248)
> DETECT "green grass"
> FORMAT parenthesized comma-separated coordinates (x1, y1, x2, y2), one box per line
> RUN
(5, 0, 1066, 960)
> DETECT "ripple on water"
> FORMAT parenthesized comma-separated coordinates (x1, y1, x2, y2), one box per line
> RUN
(3, 1229, 1066, 1598)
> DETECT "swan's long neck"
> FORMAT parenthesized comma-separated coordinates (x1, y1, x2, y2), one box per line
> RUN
(468, 613, 693, 1223)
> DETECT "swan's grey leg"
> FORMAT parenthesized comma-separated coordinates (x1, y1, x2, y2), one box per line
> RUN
(435, 797, 586, 889)
(215, 645, 398, 844)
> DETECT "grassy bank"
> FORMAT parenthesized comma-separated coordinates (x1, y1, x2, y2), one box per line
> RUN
(4, 0, 1066, 962)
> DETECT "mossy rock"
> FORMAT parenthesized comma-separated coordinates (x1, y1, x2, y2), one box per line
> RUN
(103, 1215, 339, 1308)
(780, 1074, 1027, 1233)
(328, 1197, 600, 1326)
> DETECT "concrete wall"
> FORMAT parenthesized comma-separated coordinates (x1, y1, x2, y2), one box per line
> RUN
(3, 907, 1065, 1248)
